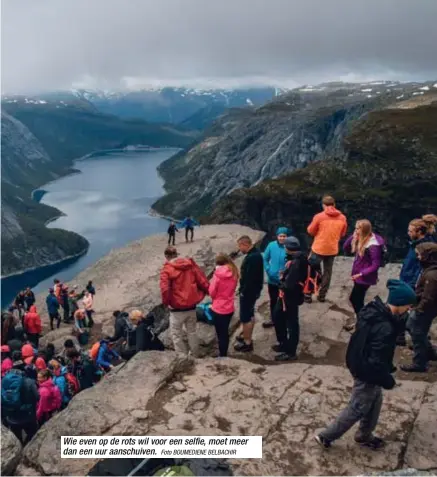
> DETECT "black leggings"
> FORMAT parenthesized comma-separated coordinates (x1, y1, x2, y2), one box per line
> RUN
(273, 301, 300, 356)
(349, 283, 370, 316)
(168, 233, 175, 245)
(212, 311, 233, 357)
(268, 284, 280, 321)
(185, 227, 194, 241)
(49, 312, 61, 330)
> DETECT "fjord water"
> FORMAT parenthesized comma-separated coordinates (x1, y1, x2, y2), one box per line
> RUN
(1, 149, 176, 307)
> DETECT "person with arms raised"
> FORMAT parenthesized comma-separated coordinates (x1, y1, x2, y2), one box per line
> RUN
(307, 196, 347, 302)
(179, 216, 200, 243)
(263, 226, 290, 329)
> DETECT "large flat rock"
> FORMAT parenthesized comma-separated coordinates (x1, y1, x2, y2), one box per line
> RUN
(1, 425, 22, 476)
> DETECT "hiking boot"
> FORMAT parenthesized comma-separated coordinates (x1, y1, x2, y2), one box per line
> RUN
(271, 343, 285, 353)
(400, 363, 428, 373)
(355, 435, 386, 450)
(317, 296, 326, 303)
(235, 334, 244, 343)
(262, 320, 275, 329)
(234, 341, 254, 353)
(274, 352, 297, 362)
(304, 295, 313, 304)
(314, 434, 331, 449)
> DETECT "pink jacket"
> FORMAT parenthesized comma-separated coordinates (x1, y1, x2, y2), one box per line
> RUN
(1, 358, 13, 377)
(37, 379, 62, 421)
(209, 265, 238, 315)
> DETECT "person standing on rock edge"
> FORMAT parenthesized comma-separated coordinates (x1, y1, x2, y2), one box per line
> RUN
(179, 216, 200, 243)
(401, 243, 437, 373)
(160, 246, 209, 357)
(262, 227, 290, 329)
(23, 305, 42, 348)
(167, 221, 179, 245)
(315, 279, 416, 451)
(46, 288, 61, 330)
(82, 291, 94, 328)
(343, 220, 385, 329)
(209, 254, 239, 357)
(307, 196, 347, 302)
(273, 237, 308, 361)
(234, 236, 264, 353)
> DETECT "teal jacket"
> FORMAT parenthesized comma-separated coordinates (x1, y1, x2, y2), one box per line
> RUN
(263, 240, 287, 285)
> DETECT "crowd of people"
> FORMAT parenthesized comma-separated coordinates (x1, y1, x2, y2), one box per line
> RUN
(2, 196, 436, 452)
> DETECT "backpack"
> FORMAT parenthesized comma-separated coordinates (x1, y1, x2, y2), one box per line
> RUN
(122, 315, 136, 348)
(196, 302, 214, 325)
(89, 342, 100, 361)
(346, 314, 373, 379)
(65, 372, 80, 397)
(1, 373, 23, 410)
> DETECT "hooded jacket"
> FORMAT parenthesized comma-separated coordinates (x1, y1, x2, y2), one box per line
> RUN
(96, 340, 120, 369)
(24, 306, 42, 335)
(346, 296, 400, 389)
(160, 258, 209, 311)
(239, 247, 264, 300)
(415, 243, 437, 317)
(400, 235, 436, 289)
(307, 206, 347, 256)
(53, 366, 70, 405)
(263, 240, 287, 286)
(209, 265, 238, 315)
(46, 293, 60, 315)
(1, 357, 13, 377)
(344, 234, 385, 286)
(280, 251, 308, 307)
(36, 378, 62, 421)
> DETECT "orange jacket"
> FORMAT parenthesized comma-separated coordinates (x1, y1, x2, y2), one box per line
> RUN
(307, 206, 347, 256)
(160, 258, 209, 311)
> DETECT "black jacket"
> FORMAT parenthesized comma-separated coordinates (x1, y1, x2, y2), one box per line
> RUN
(239, 247, 264, 299)
(135, 319, 165, 352)
(113, 313, 132, 342)
(415, 243, 437, 317)
(346, 296, 400, 389)
(167, 224, 178, 235)
(280, 251, 308, 307)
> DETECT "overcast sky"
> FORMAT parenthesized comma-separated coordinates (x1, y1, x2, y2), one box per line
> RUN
(1, 0, 436, 93)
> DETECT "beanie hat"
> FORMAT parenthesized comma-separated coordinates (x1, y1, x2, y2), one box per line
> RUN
(276, 227, 289, 236)
(21, 343, 34, 359)
(284, 236, 301, 252)
(387, 279, 416, 306)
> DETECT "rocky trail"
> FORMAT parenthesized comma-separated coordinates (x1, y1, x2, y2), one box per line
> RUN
(3, 226, 437, 476)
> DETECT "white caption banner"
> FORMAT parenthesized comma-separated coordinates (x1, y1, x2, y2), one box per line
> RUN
(61, 435, 262, 459)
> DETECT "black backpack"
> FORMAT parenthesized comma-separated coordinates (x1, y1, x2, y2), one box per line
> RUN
(346, 314, 373, 379)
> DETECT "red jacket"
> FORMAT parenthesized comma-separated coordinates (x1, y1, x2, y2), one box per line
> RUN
(160, 258, 209, 311)
(24, 305, 42, 335)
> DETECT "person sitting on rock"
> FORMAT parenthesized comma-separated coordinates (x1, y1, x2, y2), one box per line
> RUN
(307, 195, 347, 302)
(36, 369, 62, 425)
(273, 237, 308, 362)
(160, 246, 209, 358)
(209, 254, 239, 358)
(66, 349, 96, 390)
(401, 243, 437, 373)
(315, 279, 416, 451)
(96, 338, 120, 371)
(131, 310, 165, 353)
(1, 350, 39, 444)
(234, 236, 264, 353)
(23, 305, 42, 348)
(46, 288, 61, 331)
(167, 221, 179, 246)
(263, 227, 290, 329)
(179, 216, 200, 243)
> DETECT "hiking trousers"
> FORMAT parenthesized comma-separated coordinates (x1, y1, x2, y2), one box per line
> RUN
(319, 255, 335, 299)
(6, 417, 38, 445)
(268, 284, 280, 321)
(321, 378, 382, 442)
(185, 227, 194, 242)
(211, 311, 233, 357)
(349, 283, 370, 316)
(168, 233, 176, 245)
(273, 300, 300, 356)
(170, 309, 199, 357)
(49, 312, 61, 330)
(407, 312, 436, 367)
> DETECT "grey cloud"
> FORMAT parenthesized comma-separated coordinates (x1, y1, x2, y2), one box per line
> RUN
(1, 0, 436, 93)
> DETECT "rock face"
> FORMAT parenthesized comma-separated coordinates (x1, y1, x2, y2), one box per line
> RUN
(153, 81, 437, 221)
(26, 235, 437, 476)
(1, 424, 22, 476)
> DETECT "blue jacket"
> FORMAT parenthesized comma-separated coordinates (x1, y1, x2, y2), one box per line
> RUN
(46, 294, 59, 315)
(263, 240, 287, 285)
(400, 235, 436, 289)
(53, 367, 70, 405)
(96, 341, 119, 369)
(179, 218, 199, 229)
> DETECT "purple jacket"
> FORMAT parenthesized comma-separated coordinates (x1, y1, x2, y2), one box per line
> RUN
(344, 234, 384, 286)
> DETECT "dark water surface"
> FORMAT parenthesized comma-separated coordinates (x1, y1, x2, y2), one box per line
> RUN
(1, 149, 176, 307)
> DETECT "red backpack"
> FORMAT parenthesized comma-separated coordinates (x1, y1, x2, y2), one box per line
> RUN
(65, 372, 80, 396)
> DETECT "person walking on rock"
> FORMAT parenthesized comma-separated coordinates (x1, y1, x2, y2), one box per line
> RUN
(167, 221, 179, 245)
(23, 305, 42, 348)
(315, 279, 416, 450)
(46, 288, 61, 330)
(234, 236, 264, 353)
(160, 246, 209, 357)
(343, 220, 385, 324)
(307, 196, 347, 302)
(179, 216, 199, 243)
(273, 237, 308, 361)
(209, 254, 239, 357)
(263, 227, 290, 328)
(401, 243, 437, 372)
